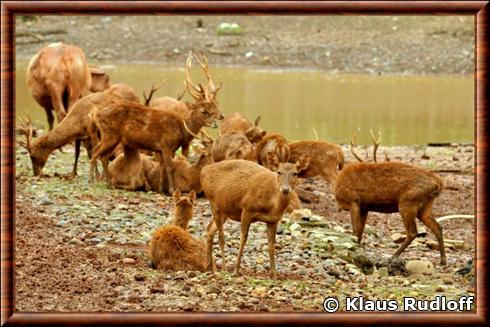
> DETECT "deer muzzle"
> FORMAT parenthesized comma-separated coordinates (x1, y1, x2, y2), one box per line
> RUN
(280, 185, 291, 195)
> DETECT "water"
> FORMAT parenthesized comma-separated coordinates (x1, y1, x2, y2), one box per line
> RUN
(16, 60, 473, 145)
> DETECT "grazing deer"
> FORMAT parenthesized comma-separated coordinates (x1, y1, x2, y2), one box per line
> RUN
(220, 112, 266, 144)
(201, 154, 310, 279)
(148, 190, 209, 272)
(18, 84, 139, 177)
(335, 130, 446, 265)
(289, 140, 344, 191)
(211, 133, 256, 162)
(26, 42, 111, 130)
(255, 133, 290, 171)
(108, 146, 151, 191)
(144, 143, 213, 194)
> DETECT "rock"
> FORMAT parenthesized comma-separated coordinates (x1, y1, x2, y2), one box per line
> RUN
(134, 274, 146, 281)
(290, 208, 312, 220)
(122, 257, 136, 264)
(289, 222, 302, 231)
(391, 233, 406, 243)
(174, 272, 188, 280)
(406, 260, 434, 275)
(86, 237, 102, 245)
(377, 267, 389, 277)
(38, 196, 54, 206)
(435, 285, 445, 292)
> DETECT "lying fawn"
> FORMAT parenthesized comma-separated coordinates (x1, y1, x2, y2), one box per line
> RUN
(201, 153, 310, 279)
(18, 84, 139, 177)
(335, 131, 446, 264)
(108, 146, 151, 191)
(219, 112, 266, 144)
(289, 140, 344, 191)
(148, 190, 208, 272)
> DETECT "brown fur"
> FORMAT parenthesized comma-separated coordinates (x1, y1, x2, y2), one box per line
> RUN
(211, 133, 256, 162)
(220, 112, 266, 143)
(335, 161, 446, 265)
(255, 133, 291, 170)
(20, 84, 139, 177)
(88, 66, 111, 92)
(144, 146, 213, 194)
(148, 190, 208, 272)
(108, 146, 151, 191)
(89, 99, 222, 194)
(26, 42, 110, 130)
(201, 154, 310, 278)
(289, 140, 344, 190)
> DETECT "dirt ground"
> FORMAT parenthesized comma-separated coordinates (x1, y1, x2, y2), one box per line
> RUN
(16, 15, 474, 75)
(15, 144, 475, 312)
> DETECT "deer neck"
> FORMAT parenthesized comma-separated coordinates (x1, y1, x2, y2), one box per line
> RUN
(274, 190, 292, 215)
(183, 112, 204, 141)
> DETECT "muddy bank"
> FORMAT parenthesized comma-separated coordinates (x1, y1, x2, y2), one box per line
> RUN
(15, 144, 475, 312)
(16, 16, 474, 75)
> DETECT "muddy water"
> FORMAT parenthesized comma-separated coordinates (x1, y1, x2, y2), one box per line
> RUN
(16, 60, 473, 145)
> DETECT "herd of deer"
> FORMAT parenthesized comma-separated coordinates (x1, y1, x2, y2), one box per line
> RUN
(18, 42, 446, 279)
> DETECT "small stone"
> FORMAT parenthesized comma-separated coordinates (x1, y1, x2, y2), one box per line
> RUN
(435, 285, 445, 292)
(174, 272, 188, 280)
(38, 196, 54, 206)
(406, 260, 434, 275)
(377, 267, 389, 277)
(391, 233, 406, 244)
(134, 274, 145, 281)
(86, 237, 102, 245)
(122, 258, 136, 264)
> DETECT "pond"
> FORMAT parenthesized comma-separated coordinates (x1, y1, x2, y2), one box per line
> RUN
(15, 60, 474, 145)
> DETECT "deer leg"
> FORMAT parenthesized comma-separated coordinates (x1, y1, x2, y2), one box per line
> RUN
(266, 222, 278, 279)
(357, 208, 369, 243)
(235, 211, 253, 276)
(160, 149, 175, 194)
(349, 202, 364, 244)
(418, 200, 446, 265)
(71, 138, 81, 177)
(90, 136, 119, 183)
(393, 205, 419, 259)
(49, 87, 67, 125)
(206, 216, 218, 272)
(43, 106, 55, 131)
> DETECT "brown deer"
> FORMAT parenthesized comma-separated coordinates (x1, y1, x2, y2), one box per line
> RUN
(88, 65, 112, 92)
(211, 133, 256, 162)
(220, 112, 266, 144)
(18, 84, 139, 177)
(143, 142, 213, 194)
(201, 154, 310, 279)
(148, 190, 209, 272)
(26, 42, 111, 130)
(335, 131, 446, 265)
(255, 133, 290, 171)
(108, 146, 151, 191)
(289, 140, 344, 191)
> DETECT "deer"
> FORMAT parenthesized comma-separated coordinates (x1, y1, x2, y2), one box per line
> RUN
(26, 42, 111, 130)
(201, 153, 310, 279)
(288, 140, 344, 191)
(211, 133, 256, 162)
(89, 52, 223, 194)
(219, 112, 266, 144)
(18, 84, 139, 177)
(334, 130, 446, 265)
(143, 140, 214, 194)
(255, 133, 290, 171)
(148, 190, 209, 272)
(107, 145, 151, 191)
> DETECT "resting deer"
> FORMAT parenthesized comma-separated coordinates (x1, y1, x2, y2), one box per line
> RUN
(335, 130, 446, 265)
(17, 84, 139, 177)
(219, 112, 266, 144)
(26, 42, 111, 130)
(89, 52, 223, 194)
(289, 140, 344, 191)
(108, 146, 151, 191)
(255, 133, 290, 171)
(211, 133, 255, 162)
(201, 154, 310, 279)
(148, 190, 209, 272)
(144, 141, 213, 194)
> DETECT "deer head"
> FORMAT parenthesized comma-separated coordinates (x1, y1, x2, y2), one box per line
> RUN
(172, 189, 196, 230)
(17, 116, 47, 176)
(268, 153, 310, 195)
(184, 51, 224, 128)
(245, 115, 267, 143)
(89, 66, 111, 93)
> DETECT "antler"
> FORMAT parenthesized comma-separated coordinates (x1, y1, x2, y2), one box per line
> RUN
(192, 51, 222, 101)
(199, 128, 215, 146)
(369, 129, 382, 163)
(176, 88, 186, 101)
(143, 79, 167, 106)
(184, 51, 204, 100)
(17, 115, 33, 151)
(350, 129, 364, 162)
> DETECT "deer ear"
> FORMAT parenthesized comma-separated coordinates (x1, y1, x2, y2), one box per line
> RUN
(260, 130, 267, 137)
(189, 190, 196, 203)
(254, 116, 261, 126)
(173, 189, 181, 201)
(267, 153, 279, 172)
(295, 154, 310, 172)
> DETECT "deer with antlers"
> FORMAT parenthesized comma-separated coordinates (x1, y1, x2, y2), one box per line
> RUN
(335, 130, 446, 265)
(89, 52, 223, 194)
(18, 84, 139, 177)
